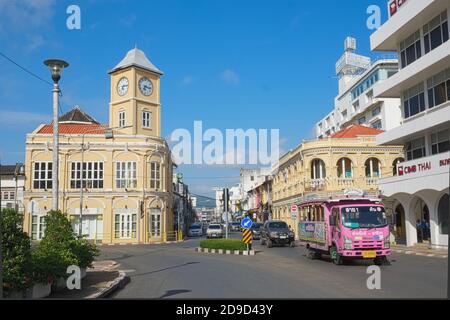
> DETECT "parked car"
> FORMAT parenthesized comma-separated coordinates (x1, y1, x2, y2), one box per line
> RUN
(206, 224, 224, 239)
(260, 221, 295, 248)
(188, 223, 203, 237)
(251, 223, 263, 240)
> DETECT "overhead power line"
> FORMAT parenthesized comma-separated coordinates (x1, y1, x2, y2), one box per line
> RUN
(0, 51, 53, 86)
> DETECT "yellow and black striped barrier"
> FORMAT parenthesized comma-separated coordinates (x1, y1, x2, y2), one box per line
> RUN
(242, 228, 253, 244)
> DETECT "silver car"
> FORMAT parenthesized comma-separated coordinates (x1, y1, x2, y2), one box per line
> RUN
(206, 224, 224, 239)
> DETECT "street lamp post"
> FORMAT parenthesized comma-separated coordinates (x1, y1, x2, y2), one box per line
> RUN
(44, 59, 69, 211)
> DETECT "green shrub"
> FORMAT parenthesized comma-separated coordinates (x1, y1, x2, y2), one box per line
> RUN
(200, 239, 247, 251)
(31, 210, 99, 283)
(69, 238, 99, 269)
(32, 244, 78, 284)
(1, 209, 33, 295)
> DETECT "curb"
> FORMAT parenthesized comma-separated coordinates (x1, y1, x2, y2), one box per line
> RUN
(86, 271, 130, 299)
(392, 249, 447, 259)
(195, 247, 256, 256)
(98, 241, 185, 247)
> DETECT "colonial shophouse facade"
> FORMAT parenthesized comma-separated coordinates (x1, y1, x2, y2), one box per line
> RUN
(272, 125, 404, 239)
(23, 48, 174, 244)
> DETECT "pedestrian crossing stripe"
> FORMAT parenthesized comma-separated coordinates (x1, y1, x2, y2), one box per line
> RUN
(242, 229, 253, 244)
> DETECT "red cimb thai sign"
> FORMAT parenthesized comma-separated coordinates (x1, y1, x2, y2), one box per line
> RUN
(389, 0, 408, 17)
(397, 155, 450, 177)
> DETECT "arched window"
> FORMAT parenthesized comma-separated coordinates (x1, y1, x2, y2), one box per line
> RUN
(337, 158, 353, 178)
(365, 158, 381, 178)
(311, 159, 326, 179)
(392, 158, 404, 176)
(438, 194, 449, 235)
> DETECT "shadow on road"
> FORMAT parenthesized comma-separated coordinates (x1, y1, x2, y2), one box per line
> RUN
(159, 289, 192, 299)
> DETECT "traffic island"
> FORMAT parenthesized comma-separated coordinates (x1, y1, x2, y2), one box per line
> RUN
(197, 239, 256, 256)
(196, 247, 256, 256)
(47, 260, 130, 299)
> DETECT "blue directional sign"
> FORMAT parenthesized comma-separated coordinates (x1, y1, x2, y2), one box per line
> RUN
(241, 217, 253, 230)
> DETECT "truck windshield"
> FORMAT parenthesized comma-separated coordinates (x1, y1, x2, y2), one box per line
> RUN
(341, 206, 387, 229)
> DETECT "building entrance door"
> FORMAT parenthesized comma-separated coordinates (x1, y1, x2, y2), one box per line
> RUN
(394, 204, 406, 245)
(149, 208, 162, 239)
(414, 198, 430, 244)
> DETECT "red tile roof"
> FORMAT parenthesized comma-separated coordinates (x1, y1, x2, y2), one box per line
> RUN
(37, 124, 108, 135)
(330, 125, 384, 138)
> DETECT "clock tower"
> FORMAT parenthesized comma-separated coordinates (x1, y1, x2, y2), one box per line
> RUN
(109, 48, 163, 136)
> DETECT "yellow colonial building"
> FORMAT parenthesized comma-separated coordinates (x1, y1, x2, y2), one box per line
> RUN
(272, 125, 404, 236)
(23, 48, 175, 244)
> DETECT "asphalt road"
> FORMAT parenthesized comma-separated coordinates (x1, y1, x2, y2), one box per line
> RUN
(98, 233, 447, 299)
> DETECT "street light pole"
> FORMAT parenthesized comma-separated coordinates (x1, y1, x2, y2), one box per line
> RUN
(44, 59, 69, 211)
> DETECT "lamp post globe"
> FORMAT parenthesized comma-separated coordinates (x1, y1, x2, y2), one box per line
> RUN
(44, 59, 69, 83)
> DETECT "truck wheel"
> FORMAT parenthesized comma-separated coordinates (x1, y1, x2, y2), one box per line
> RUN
(260, 238, 266, 246)
(267, 239, 273, 248)
(331, 245, 343, 265)
(307, 248, 316, 259)
(374, 256, 390, 266)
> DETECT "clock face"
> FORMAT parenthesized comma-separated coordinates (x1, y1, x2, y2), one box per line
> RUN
(117, 77, 129, 96)
(139, 77, 153, 96)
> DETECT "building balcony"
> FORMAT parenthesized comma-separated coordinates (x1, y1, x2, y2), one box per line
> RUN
(371, 0, 446, 51)
(336, 178, 355, 188)
(365, 177, 380, 186)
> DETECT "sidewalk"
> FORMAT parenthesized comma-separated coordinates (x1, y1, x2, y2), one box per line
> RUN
(391, 244, 448, 259)
(48, 260, 129, 299)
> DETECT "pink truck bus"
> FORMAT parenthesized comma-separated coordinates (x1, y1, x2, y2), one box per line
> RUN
(298, 197, 391, 265)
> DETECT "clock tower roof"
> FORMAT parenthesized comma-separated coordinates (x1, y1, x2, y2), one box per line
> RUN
(109, 48, 163, 76)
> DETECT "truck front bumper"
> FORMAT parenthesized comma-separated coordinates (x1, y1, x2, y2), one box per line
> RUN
(341, 249, 391, 258)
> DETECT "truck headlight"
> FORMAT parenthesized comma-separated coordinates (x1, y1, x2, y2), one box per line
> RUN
(344, 236, 352, 250)
(384, 237, 390, 249)
(270, 232, 278, 238)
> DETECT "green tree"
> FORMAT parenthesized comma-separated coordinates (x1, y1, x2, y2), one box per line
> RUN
(1, 209, 33, 296)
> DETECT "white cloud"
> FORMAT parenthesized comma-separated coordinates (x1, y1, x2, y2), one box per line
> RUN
(221, 69, 240, 85)
(0, 0, 56, 32)
(0, 0, 56, 51)
(0, 110, 50, 126)
(181, 75, 194, 86)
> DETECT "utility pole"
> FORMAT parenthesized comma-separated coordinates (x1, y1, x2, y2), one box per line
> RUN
(223, 188, 229, 239)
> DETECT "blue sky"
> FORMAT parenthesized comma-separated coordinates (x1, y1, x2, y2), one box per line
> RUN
(0, 0, 390, 198)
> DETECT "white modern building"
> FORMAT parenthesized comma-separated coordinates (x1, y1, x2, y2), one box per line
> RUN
(239, 168, 271, 211)
(0, 163, 25, 213)
(315, 37, 402, 139)
(371, 0, 449, 248)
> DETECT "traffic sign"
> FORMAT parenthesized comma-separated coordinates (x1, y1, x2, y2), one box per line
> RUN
(241, 217, 253, 229)
(242, 228, 253, 244)
(291, 204, 298, 213)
